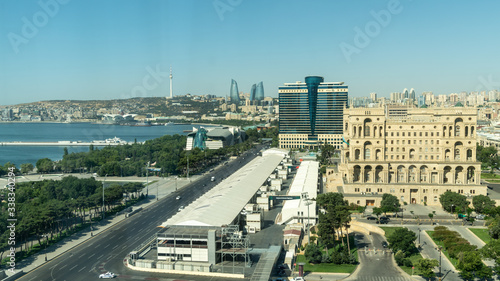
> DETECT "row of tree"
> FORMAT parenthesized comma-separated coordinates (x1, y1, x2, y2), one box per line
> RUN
(0, 176, 143, 263)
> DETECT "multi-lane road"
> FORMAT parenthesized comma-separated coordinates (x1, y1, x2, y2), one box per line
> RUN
(18, 145, 265, 281)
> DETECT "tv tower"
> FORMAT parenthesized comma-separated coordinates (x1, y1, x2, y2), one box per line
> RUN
(169, 66, 173, 98)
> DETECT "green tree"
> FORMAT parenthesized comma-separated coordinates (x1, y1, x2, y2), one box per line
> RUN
(387, 228, 417, 254)
(480, 239, 500, 273)
(428, 213, 434, 225)
(439, 191, 468, 213)
(36, 158, 55, 173)
(304, 243, 322, 264)
(477, 145, 500, 172)
(457, 251, 486, 280)
(380, 193, 400, 214)
(20, 163, 34, 174)
(472, 194, 496, 214)
(415, 258, 439, 280)
(316, 193, 347, 209)
(488, 216, 500, 239)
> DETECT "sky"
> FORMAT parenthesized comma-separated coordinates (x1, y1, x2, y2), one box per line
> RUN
(1, 0, 500, 105)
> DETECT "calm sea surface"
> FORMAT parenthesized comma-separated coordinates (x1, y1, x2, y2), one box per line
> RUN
(0, 122, 208, 166)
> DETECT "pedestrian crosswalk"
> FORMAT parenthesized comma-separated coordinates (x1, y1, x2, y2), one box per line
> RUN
(346, 276, 414, 281)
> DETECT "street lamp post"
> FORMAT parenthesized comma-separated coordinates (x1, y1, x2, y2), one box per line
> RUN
(102, 174, 107, 220)
(437, 246, 442, 280)
(451, 204, 455, 218)
(418, 228, 421, 246)
(146, 162, 149, 197)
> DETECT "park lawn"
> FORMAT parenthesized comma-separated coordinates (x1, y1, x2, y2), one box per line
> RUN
(400, 253, 425, 276)
(379, 226, 403, 237)
(468, 228, 491, 244)
(426, 231, 459, 267)
(481, 173, 500, 179)
(295, 255, 357, 273)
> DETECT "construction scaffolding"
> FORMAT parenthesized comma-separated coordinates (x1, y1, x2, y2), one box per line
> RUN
(218, 225, 251, 275)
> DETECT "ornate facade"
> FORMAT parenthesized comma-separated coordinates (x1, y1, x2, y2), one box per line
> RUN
(337, 106, 485, 206)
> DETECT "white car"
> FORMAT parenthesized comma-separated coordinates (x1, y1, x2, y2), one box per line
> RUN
(178, 205, 185, 211)
(175, 196, 181, 200)
(292, 277, 305, 281)
(99, 271, 115, 278)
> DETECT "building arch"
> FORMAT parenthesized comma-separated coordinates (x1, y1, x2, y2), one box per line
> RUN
(455, 166, 464, 184)
(449, 125, 452, 137)
(408, 165, 417, 183)
(364, 118, 372, 137)
(454, 141, 463, 160)
(409, 149, 416, 159)
(364, 165, 372, 183)
(375, 149, 381, 160)
(353, 165, 361, 182)
(397, 165, 405, 183)
(364, 141, 372, 160)
(471, 126, 475, 136)
(354, 149, 360, 160)
(465, 126, 469, 137)
(420, 165, 428, 183)
(375, 165, 383, 183)
(353, 126, 356, 136)
(454, 118, 463, 137)
(466, 149, 472, 161)
(467, 166, 476, 183)
(443, 166, 452, 183)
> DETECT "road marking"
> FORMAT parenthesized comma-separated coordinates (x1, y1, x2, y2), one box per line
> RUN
(95, 243, 101, 248)
(97, 254, 104, 260)
(88, 253, 95, 259)
(78, 266, 86, 272)
(118, 235, 124, 239)
(27, 276, 38, 281)
(79, 253, 86, 259)
(69, 264, 78, 271)
(59, 264, 67, 271)
(112, 245, 119, 249)
(104, 244, 109, 248)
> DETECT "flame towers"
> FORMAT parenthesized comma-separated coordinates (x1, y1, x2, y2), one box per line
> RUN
(255, 81, 264, 101)
(230, 79, 240, 104)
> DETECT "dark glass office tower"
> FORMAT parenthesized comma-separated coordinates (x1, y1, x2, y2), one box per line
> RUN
(279, 76, 348, 148)
(230, 79, 240, 104)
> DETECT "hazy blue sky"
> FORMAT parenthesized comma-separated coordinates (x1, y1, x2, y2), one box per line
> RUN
(1, 0, 500, 105)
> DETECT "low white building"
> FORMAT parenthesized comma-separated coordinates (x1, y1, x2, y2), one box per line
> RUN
(279, 161, 318, 231)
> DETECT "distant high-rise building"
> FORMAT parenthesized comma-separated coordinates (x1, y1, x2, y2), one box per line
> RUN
(255, 81, 264, 101)
(409, 88, 416, 101)
(250, 84, 256, 101)
(370, 92, 377, 103)
(169, 66, 173, 98)
(279, 76, 348, 149)
(230, 79, 240, 104)
(403, 88, 409, 99)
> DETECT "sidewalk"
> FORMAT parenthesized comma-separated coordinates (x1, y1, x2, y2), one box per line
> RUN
(4, 176, 196, 278)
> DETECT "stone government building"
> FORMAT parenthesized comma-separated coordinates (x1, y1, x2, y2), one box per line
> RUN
(333, 106, 485, 206)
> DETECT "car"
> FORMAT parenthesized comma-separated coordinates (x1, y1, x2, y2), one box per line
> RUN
(380, 216, 390, 221)
(366, 216, 377, 220)
(99, 272, 115, 278)
(476, 214, 485, 220)
(175, 196, 181, 200)
(382, 241, 388, 248)
(292, 277, 305, 281)
(178, 205, 185, 211)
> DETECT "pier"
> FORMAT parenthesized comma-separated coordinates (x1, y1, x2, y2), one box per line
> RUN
(0, 139, 132, 146)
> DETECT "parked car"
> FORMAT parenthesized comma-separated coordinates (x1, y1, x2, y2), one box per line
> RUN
(476, 214, 485, 220)
(367, 216, 377, 220)
(382, 241, 388, 248)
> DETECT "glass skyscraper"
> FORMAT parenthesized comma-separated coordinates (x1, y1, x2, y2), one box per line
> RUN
(230, 79, 240, 104)
(250, 84, 256, 101)
(255, 81, 264, 101)
(279, 76, 348, 149)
